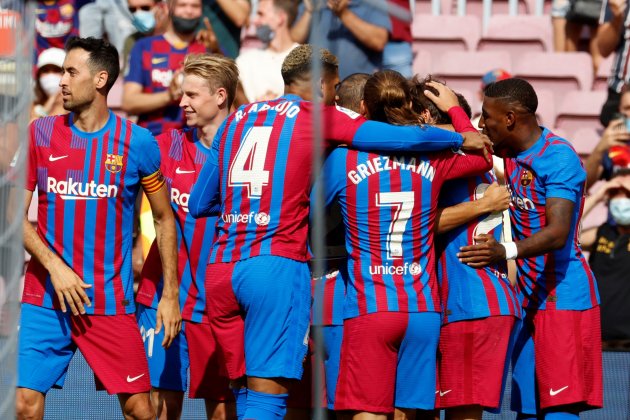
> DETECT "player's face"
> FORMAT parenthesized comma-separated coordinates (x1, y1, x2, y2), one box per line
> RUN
(479, 97, 509, 154)
(60, 48, 98, 112)
(171, 0, 202, 19)
(180, 74, 223, 127)
(321, 71, 340, 106)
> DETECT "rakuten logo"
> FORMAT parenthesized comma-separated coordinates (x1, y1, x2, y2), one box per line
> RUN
(369, 262, 422, 276)
(221, 211, 270, 226)
(511, 195, 535, 211)
(171, 188, 189, 212)
(47, 177, 118, 200)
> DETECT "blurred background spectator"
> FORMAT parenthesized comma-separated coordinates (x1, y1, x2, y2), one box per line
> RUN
(236, 0, 299, 104)
(31, 47, 67, 121)
(77, 0, 136, 58)
(201, 0, 251, 58)
(121, 0, 171, 70)
(383, 0, 413, 77)
(471, 68, 512, 128)
(35, 0, 78, 58)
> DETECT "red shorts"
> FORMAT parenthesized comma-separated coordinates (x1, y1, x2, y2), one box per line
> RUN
(530, 307, 603, 410)
(185, 321, 234, 401)
(74, 313, 150, 395)
(436, 316, 515, 409)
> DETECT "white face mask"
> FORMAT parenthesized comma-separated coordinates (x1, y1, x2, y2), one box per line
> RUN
(39, 73, 61, 97)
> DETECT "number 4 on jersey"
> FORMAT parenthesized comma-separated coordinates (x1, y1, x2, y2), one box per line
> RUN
(229, 126, 272, 198)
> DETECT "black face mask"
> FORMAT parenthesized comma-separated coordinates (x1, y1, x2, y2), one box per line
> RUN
(171, 15, 200, 35)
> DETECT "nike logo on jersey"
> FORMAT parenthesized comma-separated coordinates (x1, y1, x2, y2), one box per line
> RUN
(175, 167, 195, 174)
(439, 390, 452, 397)
(549, 386, 568, 396)
(152, 57, 168, 64)
(126, 374, 145, 383)
(49, 154, 68, 162)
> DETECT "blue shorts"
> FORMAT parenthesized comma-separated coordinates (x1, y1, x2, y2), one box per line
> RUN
(206, 256, 311, 380)
(510, 317, 538, 415)
(322, 325, 343, 409)
(136, 304, 189, 391)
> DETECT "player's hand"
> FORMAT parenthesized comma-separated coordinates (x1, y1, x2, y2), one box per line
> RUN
(168, 70, 184, 103)
(155, 295, 182, 349)
(196, 17, 220, 53)
(457, 234, 505, 267)
(48, 258, 92, 315)
(423, 81, 460, 112)
(480, 182, 511, 213)
(461, 131, 493, 153)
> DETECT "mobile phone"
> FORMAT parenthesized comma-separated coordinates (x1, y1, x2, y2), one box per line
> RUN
(624, 116, 630, 133)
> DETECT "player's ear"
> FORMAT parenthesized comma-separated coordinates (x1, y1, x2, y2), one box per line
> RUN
(94, 70, 109, 91)
(360, 100, 368, 118)
(216, 87, 227, 108)
(505, 110, 516, 127)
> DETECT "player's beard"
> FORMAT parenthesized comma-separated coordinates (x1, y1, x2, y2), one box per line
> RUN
(62, 93, 93, 113)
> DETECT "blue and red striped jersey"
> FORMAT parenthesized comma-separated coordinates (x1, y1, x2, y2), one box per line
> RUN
(318, 147, 491, 319)
(505, 128, 600, 310)
(123, 35, 206, 136)
(436, 172, 521, 323)
(24, 112, 163, 315)
(311, 268, 347, 327)
(35, 0, 78, 57)
(136, 128, 214, 323)
(189, 95, 465, 264)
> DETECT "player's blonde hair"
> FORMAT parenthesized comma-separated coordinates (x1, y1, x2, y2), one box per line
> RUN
(281, 44, 338, 86)
(183, 53, 239, 109)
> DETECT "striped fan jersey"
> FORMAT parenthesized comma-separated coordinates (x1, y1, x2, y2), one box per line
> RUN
(123, 35, 206, 136)
(318, 146, 491, 319)
(189, 94, 465, 264)
(136, 128, 214, 323)
(24, 111, 164, 315)
(35, 0, 78, 57)
(436, 172, 521, 324)
(504, 127, 600, 310)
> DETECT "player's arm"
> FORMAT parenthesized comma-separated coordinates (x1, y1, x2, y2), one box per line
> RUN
(189, 158, 221, 218)
(143, 181, 181, 348)
(458, 197, 575, 267)
(332, 0, 388, 51)
(23, 190, 92, 315)
(436, 182, 511, 234)
(122, 78, 182, 115)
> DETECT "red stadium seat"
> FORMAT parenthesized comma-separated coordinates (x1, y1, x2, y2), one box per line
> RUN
(477, 15, 553, 61)
(411, 14, 481, 59)
(535, 89, 555, 127)
(594, 54, 614, 91)
(431, 50, 512, 93)
(567, 126, 603, 156)
(555, 90, 606, 136)
(513, 52, 594, 95)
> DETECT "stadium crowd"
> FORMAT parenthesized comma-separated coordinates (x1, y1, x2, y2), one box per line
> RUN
(11, 0, 630, 419)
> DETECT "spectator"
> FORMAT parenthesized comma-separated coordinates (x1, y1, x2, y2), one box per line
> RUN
(383, 0, 412, 77)
(122, 0, 206, 136)
(121, 0, 171, 71)
(31, 48, 67, 121)
(236, 0, 299, 103)
(290, 0, 391, 79)
(581, 170, 630, 350)
(564, 1, 602, 73)
(78, 0, 136, 58)
(201, 0, 251, 58)
(35, 0, 78, 58)
(551, 0, 570, 51)
(585, 83, 630, 190)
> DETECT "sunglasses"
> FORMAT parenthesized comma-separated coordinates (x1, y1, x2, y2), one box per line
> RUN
(129, 5, 152, 13)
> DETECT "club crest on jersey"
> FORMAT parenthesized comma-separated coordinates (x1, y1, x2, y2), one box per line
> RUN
(105, 154, 124, 173)
(520, 170, 533, 186)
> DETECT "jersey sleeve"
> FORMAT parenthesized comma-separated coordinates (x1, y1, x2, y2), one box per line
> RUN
(26, 122, 37, 192)
(134, 128, 165, 194)
(312, 148, 348, 210)
(447, 106, 477, 133)
(124, 38, 145, 85)
(350, 121, 464, 152)
(188, 122, 223, 218)
(441, 150, 493, 181)
(541, 144, 586, 202)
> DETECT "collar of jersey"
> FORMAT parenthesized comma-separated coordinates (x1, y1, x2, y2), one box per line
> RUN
(515, 126, 549, 160)
(69, 110, 114, 138)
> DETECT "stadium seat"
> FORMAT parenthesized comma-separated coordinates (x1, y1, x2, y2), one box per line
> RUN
(555, 90, 606, 136)
(412, 49, 432, 78)
(107, 78, 124, 110)
(594, 54, 614, 91)
(411, 14, 481, 58)
(513, 51, 594, 95)
(415, 0, 454, 15)
(431, 50, 512, 93)
(449, 0, 528, 17)
(535, 89, 555, 127)
(567, 126, 602, 156)
(477, 15, 553, 61)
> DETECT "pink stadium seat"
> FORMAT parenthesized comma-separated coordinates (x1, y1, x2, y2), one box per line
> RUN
(555, 90, 606, 136)
(449, 0, 528, 16)
(412, 49, 432, 78)
(107, 78, 123, 110)
(535, 89, 555, 127)
(431, 50, 512, 93)
(513, 52, 594, 95)
(567, 127, 602, 156)
(477, 15, 553, 61)
(415, 0, 454, 15)
(411, 14, 481, 58)
(594, 54, 614, 91)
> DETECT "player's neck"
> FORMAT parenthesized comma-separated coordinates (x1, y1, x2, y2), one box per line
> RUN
(513, 125, 543, 154)
(71, 100, 110, 133)
(268, 29, 293, 53)
(164, 29, 195, 49)
(197, 111, 228, 148)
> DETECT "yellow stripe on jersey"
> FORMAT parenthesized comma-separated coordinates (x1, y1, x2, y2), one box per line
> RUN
(141, 169, 165, 194)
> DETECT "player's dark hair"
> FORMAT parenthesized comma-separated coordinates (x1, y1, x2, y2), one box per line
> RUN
(409, 74, 446, 124)
(65, 36, 119, 93)
(484, 77, 538, 115)
(363, 70, 421, 126)
(335, 73, 369, 113)
(281, 44, 338, 86)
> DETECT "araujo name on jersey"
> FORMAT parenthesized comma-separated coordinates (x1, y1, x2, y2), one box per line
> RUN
(234, 100, 300, 122)
(348, 155, 436, 185)
(47, 176, 118, 200)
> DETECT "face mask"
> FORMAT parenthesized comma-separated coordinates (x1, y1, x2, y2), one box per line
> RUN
(171, 15, 200, 35)
(256, 24, 275, 44)
(132, 10, 156, 34)
(610, 197, 630, 226)
(39, 73, 61, 97)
